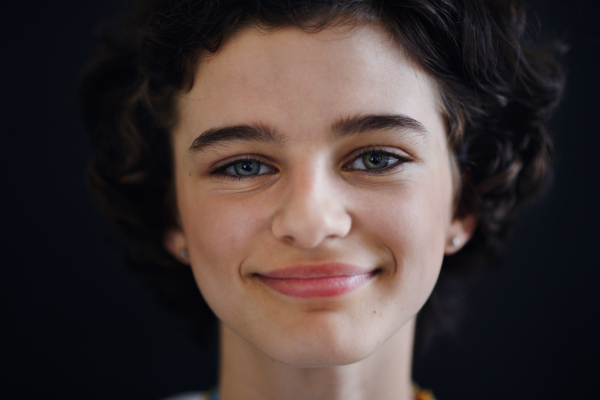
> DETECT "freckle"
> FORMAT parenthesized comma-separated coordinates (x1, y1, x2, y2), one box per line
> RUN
(188, 173, 191, 177)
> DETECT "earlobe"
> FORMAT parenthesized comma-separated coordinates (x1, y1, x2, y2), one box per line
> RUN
(164, 228, 190, 264)
(444, 213, 477, 255)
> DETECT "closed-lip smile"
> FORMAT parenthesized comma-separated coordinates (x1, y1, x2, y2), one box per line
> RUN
(255, 263, 377, 298)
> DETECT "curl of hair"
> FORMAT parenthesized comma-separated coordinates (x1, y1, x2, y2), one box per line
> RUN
(79, 0, 565, 355)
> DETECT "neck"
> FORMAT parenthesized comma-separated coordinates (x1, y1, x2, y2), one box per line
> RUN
(218, 318, 416, 400)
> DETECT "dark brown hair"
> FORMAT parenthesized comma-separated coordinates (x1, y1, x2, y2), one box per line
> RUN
(79, 0, 565, 355)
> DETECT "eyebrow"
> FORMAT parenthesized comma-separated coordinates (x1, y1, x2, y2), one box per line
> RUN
(189, 124, 283, 153)
(330, 114, 429, 140)
(188, 114, 428, 153)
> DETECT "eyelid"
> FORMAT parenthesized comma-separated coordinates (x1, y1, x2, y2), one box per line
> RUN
(209, 154, 278, 180)
(209, 154, 276, 172)
(345, 146, 410, 161)
(342, 147, 411, 172)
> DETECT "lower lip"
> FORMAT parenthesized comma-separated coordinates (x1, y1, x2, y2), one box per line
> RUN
(256, 274, 374, 298)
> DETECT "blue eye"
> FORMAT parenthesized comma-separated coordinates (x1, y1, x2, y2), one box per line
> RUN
(220, 159, 276, 178)
(348, 151, 400, 171)
(233, 160, 260, 176)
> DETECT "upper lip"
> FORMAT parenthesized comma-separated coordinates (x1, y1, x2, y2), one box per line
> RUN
(256, 263, 374, 279)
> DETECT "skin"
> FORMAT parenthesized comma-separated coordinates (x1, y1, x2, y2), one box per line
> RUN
(166, 23, 475, 400)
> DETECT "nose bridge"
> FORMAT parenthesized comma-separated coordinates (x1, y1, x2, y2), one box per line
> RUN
(271, 160, 351, 248)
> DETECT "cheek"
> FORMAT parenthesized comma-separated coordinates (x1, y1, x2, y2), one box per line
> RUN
(356, 171, 452, 309)
(375, 187, 445, 265)
(176, 186, 270, 310)
(182, 196, 247, 263)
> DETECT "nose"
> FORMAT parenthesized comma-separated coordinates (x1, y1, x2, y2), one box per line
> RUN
(271, 166, 352, 249)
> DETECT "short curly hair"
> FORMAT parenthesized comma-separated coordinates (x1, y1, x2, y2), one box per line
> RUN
(79, 0, 565, 355)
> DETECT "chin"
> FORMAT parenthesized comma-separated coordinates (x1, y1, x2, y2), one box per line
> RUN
(264, 337, 380, 368)
(251, 313, 389, 368)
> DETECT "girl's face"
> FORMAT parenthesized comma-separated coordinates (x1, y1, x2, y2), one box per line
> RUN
(168, 24, 473, 367)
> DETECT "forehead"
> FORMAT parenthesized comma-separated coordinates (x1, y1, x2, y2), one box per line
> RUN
(176, 24, 443, 141)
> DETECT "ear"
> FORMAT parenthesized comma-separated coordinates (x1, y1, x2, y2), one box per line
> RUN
(164, 228, 190, 264)
(444, 213, 477, 255)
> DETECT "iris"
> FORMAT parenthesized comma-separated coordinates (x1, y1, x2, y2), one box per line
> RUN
(363, 152, 390, 169)
(235, 160, 260, 176)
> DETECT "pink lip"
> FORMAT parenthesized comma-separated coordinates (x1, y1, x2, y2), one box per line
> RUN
(255, 264, 376, 298)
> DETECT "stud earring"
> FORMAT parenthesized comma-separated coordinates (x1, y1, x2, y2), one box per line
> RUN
(451, 236, 461, 247)
(179, 249, 189, 260)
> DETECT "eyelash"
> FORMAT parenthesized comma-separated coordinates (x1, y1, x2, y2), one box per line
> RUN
(343, 148, 408, 175)
(210, 155, 276, 181)
(209, 148, 409, 181)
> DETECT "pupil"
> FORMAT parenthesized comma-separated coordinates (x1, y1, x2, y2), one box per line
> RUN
(369, 154, 382, 165)
(241, 161, 255, 172)
(362, 152, 389, 170)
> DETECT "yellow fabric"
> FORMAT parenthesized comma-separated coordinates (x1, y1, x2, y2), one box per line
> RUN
(414, 383, 436, 400)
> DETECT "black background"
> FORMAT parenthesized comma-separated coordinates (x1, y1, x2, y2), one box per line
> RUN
(2, 1, 599, 399)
